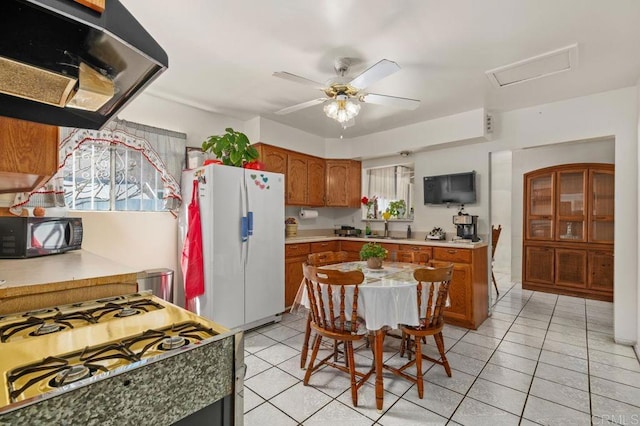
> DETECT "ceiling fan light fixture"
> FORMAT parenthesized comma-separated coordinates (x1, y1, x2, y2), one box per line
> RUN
(324, 97, 360, 127)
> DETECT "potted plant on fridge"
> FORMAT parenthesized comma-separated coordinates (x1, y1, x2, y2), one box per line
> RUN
(359, 242, 387, 269)
(201, 127, 262, 168)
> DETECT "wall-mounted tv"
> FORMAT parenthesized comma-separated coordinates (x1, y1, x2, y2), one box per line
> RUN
(423, 171, 477, 205)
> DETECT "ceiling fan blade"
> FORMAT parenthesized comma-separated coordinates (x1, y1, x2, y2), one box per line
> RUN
(273, 72, 326, 90)
(360, 93, 420, 110)
(275, 98, 327, 115)
(348, 59, 401, 90)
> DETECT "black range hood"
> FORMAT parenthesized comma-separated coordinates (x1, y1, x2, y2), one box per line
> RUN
(0, 0, 168, 129)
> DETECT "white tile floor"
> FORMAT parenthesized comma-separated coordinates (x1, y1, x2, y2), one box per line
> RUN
(243, 272, 640, 425)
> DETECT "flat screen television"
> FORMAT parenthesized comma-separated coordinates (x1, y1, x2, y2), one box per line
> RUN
(423, 171, 476, 205)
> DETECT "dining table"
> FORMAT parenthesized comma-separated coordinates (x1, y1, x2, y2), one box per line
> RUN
(292, 260, 435, 412)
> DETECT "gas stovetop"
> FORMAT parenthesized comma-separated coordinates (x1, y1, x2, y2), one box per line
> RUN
(0, 296, 165, 343)
(0, 291, 227, 410)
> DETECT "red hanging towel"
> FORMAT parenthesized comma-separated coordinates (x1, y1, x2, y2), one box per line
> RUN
(181, 179, 205, 307)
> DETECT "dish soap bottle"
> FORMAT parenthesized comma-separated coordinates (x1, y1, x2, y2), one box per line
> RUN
(407, 225, 412, 239)
(365, 221, 371, 236)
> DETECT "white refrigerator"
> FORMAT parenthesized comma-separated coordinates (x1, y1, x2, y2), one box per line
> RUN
(178, 164, 285, 330)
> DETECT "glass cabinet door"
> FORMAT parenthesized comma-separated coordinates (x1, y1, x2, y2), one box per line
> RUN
(557, 170, 586, 242)
(589, 169, 614, 243)
(527, 173, 554, 239)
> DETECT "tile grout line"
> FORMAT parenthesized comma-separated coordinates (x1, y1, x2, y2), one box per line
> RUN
(445, 282, 535, 423)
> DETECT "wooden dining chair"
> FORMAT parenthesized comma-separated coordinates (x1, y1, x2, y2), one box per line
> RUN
(300, 251, 348, 368)
(491, 225, 502, 296)
(302, 262, 374, 406)
(383, 263, 454, 399)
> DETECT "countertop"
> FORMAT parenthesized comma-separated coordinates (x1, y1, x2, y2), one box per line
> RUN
(0, 250, 138, 295)
(285, 235, 488, 249)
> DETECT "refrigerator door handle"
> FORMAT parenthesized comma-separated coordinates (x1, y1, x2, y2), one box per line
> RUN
(241, 216, 248, 242)
(247, 211, 254, 236)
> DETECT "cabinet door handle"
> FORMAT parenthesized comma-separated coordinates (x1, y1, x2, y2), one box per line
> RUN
(447, 250, 457, 254)
(320, 243, 328, 247)
(290, 245, 298, 249)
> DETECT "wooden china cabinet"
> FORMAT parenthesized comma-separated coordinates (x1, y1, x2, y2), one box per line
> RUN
(523, 163, 614, 301)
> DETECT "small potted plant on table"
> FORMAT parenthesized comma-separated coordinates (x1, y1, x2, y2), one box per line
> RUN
(360, 242, 388, 269)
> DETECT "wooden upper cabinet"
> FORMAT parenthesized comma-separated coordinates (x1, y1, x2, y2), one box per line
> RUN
(556, 169, 587, 242)
(0, 116, 58, 194)
(326, 159, 361, 207)
(255, 142, 358, 208)
(348, 160, 362, 208)
(287, 152, 308, 205)
(307, 156, 325, 206)
(589, 168, 614, 243)
(325, 160, 350, 207)
(525, 171, 555, 240)
(259, 144, 288, 175)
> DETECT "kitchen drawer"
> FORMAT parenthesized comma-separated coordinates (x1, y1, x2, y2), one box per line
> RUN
(311, 240, 339, 253)
(402, 245, 433, 254)
(285, 243, 311, 257)
(433, 247, 472, 263)
(340, 240, 364, 252)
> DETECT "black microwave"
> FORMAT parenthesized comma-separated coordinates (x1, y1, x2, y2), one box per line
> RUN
(0, 217, 83, 258)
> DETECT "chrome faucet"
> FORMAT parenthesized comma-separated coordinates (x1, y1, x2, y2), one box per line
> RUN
(384, 220, 389, 238)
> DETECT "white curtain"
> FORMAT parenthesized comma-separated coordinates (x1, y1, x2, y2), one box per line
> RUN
(396, 166, 412, 211)
(367, 167, 396, 200)
(11, 118, 186, 216)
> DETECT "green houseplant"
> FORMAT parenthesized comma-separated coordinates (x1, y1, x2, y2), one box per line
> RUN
(360, 242, 387, 269)
(201, 128, 259, 167)
(386, 200, 407, 218)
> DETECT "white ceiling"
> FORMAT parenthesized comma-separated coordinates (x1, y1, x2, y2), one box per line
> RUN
(121, 0, 640, 139)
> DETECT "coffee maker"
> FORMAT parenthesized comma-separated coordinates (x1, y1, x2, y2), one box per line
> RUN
(452, 214, 479, 242)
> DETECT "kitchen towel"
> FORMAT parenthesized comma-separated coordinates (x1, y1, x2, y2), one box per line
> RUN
(299, 209, 318, 219)
(181, 179, 205, 307)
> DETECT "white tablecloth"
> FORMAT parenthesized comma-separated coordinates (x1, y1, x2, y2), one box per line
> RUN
(293, 261, 444, 331)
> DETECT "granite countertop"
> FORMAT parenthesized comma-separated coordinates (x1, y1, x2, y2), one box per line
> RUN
(285, 235, 488, 249)
(0, 250, 138, 295)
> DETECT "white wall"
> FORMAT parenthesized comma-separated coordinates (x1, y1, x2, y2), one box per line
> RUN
(326, 108, 487, 159)
(637, 79, 640, 357)
(120, 92, 245, 148)
(510, 138, 615, 279)
(490, 151, 512, 274)
(495, 88, 637, 345)
(257, 117, 326, 157)
(74, 211, 179, 274)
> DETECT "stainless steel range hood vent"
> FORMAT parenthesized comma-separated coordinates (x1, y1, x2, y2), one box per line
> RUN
(0, 0, 168, 129)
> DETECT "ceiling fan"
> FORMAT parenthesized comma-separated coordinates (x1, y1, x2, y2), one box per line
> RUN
(273, 58, 420, 128)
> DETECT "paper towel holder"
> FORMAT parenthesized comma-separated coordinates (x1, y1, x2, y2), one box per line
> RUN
(299, 208, 319, 219)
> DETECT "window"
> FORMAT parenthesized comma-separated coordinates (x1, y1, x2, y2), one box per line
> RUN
(362, 164, 414, 218)
(64, 142, 169, 211)
(60, 119, 186, 213)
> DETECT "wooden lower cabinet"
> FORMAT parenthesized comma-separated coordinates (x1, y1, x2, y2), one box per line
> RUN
(284, 243, 310, 308)
(284, 239, 489, 329)
(338, 241, 488, 329)
(588, 249, 614, 293)
(432, 246, 488, 329)
(339, 240, 399, 262)
(284, 240, 343, 308)
(523, 243, 612, 301)
(555, 248, 587, 288)
(524, 245, 554, 285)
